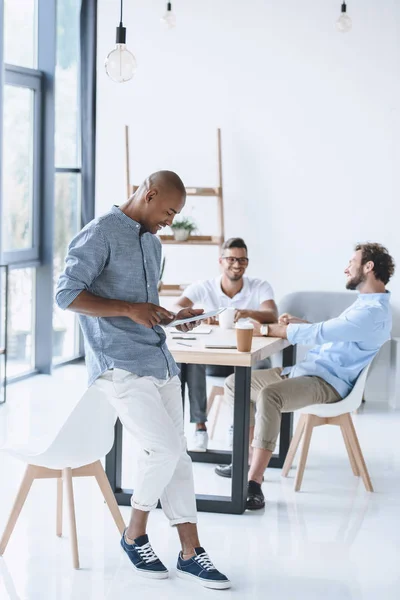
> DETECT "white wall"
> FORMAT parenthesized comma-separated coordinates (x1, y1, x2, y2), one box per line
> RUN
(96, 0, 400, 400)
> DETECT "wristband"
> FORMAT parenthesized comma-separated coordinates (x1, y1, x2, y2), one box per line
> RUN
(260, 324, 269, 337)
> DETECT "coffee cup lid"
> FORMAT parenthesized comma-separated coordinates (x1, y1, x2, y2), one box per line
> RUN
(235, 320, 254, 330)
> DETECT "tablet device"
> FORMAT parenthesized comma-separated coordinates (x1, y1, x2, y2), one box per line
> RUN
(168, 307, 226, 327)
(204, 344, 237, 350)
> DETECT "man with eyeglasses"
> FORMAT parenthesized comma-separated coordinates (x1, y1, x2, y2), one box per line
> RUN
(175, 237, 278, 453)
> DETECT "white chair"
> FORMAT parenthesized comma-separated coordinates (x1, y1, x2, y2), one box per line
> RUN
(0, 385, 125, 569)
(282, 364, 374, 493)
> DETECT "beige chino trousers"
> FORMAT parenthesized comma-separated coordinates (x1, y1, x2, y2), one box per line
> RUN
(224, 368, 341, 452)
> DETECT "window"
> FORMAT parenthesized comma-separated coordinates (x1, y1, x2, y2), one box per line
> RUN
(0, 266, 7, 402)
(55, 0, 80, 168)
(2, 84, 34, 251)
(1, 76, 41, 260)
(4, 0, 37, 69)
(53, 173, 81, 361)
(1, 0, 96, 381)
(7, 267, 35, 377)
(53, 0, 82, 364)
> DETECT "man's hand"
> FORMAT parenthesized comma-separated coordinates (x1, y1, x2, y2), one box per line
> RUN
(234, 309, 252, 322)
(128, 303, 174, 328)
(279, 313, 309, 325)
(174, 308, 205, 332)
(206, 316, 219, 325)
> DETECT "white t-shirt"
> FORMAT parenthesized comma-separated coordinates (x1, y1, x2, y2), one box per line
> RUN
(183, 276, 275, 311)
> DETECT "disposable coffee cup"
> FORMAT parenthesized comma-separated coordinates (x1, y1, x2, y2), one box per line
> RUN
(235, 321, 254, 352)
(219, 307, 235, 329)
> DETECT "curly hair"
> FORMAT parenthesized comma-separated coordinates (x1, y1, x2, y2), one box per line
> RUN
(355, 243, 395, 285)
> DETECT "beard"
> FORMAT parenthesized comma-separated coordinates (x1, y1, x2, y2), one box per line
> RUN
(346, 268, 366, 290)
(226, 271, 243, 282)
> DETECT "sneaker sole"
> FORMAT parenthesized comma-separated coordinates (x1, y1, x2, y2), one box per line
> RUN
(189, 447, 207, 453)
(215, 468, 232, 478)
(176, 569, 231, 589)
(121, 548, 169, 579)
(246, 503, 265, 511)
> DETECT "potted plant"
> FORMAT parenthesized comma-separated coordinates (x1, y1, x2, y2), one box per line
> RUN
(170, 217, 197, 242)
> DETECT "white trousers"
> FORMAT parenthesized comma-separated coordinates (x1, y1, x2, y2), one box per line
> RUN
(94, 369, 197, 526)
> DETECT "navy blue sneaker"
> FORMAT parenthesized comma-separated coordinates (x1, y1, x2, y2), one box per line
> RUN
(120, 530, 169, 579)
(176, 547, 231, 589)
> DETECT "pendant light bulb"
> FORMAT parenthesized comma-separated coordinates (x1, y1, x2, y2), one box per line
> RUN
(105, 0, 137, 82)
(336, 2, 352, 33)
(161, 2, 176, 29)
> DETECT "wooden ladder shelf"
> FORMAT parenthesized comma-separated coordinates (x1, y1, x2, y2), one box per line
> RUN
(125, 127, 225, 295)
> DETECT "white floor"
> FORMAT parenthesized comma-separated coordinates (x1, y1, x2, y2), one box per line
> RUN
(1, 365, 400, 600)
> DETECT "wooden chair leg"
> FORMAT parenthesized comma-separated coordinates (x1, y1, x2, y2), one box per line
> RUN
(0, 465, 36, 555)
(92, 461, 125, 535)
(63, 468, 80, 569)
(209, 395, 224, 440)
(342, 414, 374, 492)
(294, 415, 315, 492)
(206, 386, 224, 416)
(282, 414, 306, 477)
(56, 478, 63, 537)
(340, 420, 360, 476)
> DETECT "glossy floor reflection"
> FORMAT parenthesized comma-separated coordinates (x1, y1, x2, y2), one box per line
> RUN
(0, 365, 399, 599)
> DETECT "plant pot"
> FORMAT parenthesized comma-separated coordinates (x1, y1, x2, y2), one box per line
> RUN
(173, 229, 190, 242)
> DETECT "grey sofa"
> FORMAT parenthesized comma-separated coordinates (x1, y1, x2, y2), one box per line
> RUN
(274, 290, 358, 368)
(279, 290, 357, 324)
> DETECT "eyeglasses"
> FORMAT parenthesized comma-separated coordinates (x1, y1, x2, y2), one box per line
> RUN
(221, 256, 249, 266)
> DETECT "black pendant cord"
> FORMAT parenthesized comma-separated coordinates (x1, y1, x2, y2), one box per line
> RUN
(115, 0, 127, 43)
(341, 1, 347, 12)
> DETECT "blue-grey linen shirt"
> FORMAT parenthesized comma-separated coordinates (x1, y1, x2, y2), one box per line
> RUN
(283, 293, 392, 398)
(55, 206, 179, 386)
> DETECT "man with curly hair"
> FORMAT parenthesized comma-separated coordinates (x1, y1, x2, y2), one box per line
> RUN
(222, 243, 395, 509)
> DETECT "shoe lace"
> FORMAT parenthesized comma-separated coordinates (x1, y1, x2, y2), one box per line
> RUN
(195, 552, 216, 571)
(137, 542, 159, 564)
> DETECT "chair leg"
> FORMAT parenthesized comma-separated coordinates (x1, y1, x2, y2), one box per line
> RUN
(342, 414, 374, 492)
(294, 415, 315, 492)
(340, 420, 360, 476)
(209, 395, 224, 440)
(92, 461, 125, 535)
(282, 414, 306, 477)
(56, 478, 63, 537)
(63, 468, 80, 569)
(0, 465, 36, 555)
(206, 386, 224, 416)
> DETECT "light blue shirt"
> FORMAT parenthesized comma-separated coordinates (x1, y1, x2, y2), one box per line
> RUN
(55, 206, 179, 386)
(284, 293, 392, 398)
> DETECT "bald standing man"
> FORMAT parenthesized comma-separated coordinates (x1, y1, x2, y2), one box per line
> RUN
(56, 171, 231, 589)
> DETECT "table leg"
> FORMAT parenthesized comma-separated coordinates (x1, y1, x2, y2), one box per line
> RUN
(105, 420, 123, 493)
(230, 366, 251, 513)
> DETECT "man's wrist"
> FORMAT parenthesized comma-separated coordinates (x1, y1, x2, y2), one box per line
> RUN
(268, 323, 288, 339)
(119, 300, 136, 318)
